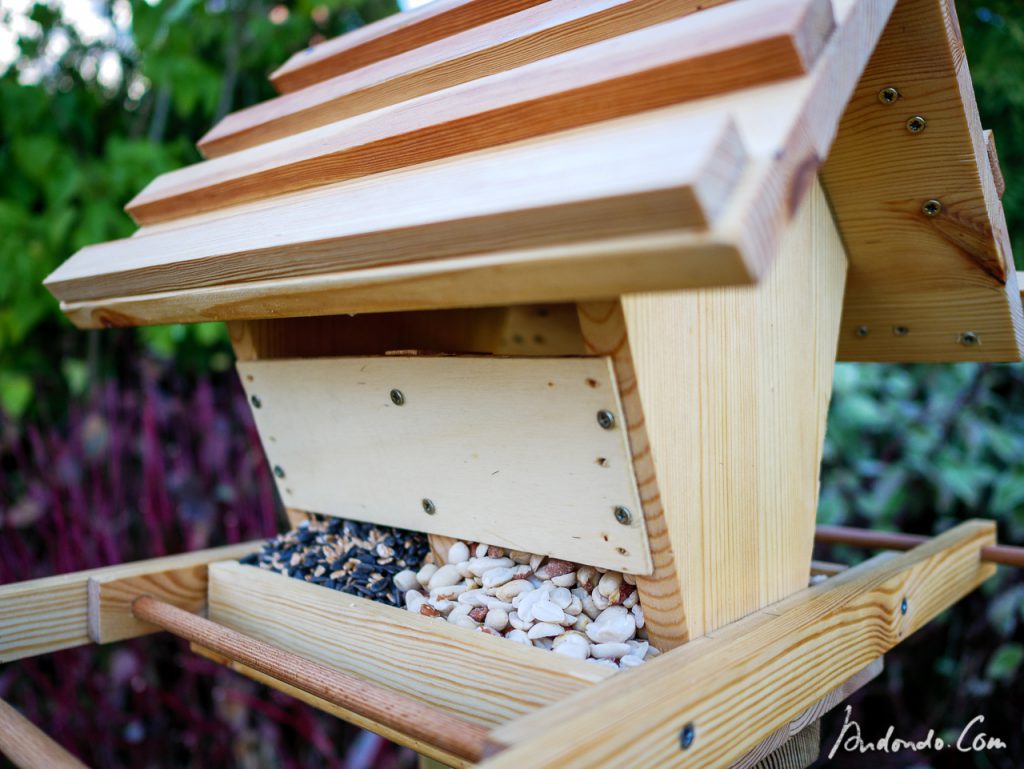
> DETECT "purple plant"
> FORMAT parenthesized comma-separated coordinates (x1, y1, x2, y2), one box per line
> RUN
(0, 361, 414, 768)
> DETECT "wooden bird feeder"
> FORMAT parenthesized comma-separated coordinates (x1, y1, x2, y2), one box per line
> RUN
(4, 0, 1024, 767)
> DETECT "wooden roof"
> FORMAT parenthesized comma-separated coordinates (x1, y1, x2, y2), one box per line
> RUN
(44, 0, 1023, 362)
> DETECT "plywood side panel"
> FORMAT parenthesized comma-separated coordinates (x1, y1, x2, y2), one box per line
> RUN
(236, 355, 651, 573)
(618, 178, 847, 637)
(208, 562, 611, 729)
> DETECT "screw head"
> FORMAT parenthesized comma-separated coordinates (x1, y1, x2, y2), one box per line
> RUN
(900, 597, 908, 615)
(390, 389, 405, 406)
(250, 394, 262, 409)
(959, 331, 980, 347)
(422, 498, 436, 515)
(855, 325, 870, 338)
(906, 115, 927, 133)
(273, 465, 286, 479)
(597, 410, 616, 430)
(680, 723, 696, 750)
(878, 86, 900, 104)
(892, 325, 909, 337)
(922, 199, 943, 217)
(613, 506, 633, 526)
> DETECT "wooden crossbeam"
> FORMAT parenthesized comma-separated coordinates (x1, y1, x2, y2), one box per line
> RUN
(0, 542, 258, 662)
(480, 521, 996, 768)
(0, 698, 88, 769)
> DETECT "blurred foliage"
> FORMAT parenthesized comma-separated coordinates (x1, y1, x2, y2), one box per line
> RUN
(0, 0, 396, 419)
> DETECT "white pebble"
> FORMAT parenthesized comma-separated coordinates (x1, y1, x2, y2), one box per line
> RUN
(475, 543, 489, 558)
(527, 622, 563, 640)
(622, 590, 639, 609)
(429, 599, 455, 615)
(623, 573, 637, 586)
(485, 608, 509, 632)
(532, 637, 554, 651)
(458, 588, 487, 606)
(591, 642, 631, 659)
(589, 658, 620, 670)
(565, 595, 583, 616)
(572, 614, 592, 632)
(428, 564, 461, 590)
(447, 604, 472, 623)
(450, 615, 479, 629)
(529, 554, 544, 572)
(626, 640, 649, 658)
(393, 569, 420, 592)
(416, 563, 438, 587)
(447, 541, 470, 564)
(619, 655, 645, 669)
(631, 603, 645, 629)
(577, 566, 597, 591)
(592, 587, 611, 611)
(478, 594, 514, 611)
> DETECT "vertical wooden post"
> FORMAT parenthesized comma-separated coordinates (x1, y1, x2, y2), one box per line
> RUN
(580, 177, 847, 643)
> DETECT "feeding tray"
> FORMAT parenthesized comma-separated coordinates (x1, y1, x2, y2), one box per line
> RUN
(3, 0, 1023, 767)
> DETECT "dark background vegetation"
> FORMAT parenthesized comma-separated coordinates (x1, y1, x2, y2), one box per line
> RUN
(0, 0, 1022, 767)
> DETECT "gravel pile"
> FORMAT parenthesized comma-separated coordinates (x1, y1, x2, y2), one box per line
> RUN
(240, 516, 431, 607)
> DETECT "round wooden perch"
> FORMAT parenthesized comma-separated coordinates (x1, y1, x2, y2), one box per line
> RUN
(816, 525, 1024, 569)
(130, 595, 490, 763)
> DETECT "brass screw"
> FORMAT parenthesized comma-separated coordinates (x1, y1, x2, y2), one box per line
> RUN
(906, 115, 927, 134)
(922, 199, 943, 217)
(878, 86, 900, 104)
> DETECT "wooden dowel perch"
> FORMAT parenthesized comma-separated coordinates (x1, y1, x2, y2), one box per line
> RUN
(816, 525, 1024, 568)
(130, 595, 490, 763)
(0, 698, 89, 769)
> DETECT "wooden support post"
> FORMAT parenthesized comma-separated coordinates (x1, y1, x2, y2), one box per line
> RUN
(481, 521, 996, 769)
(579, 177, 848, 645)
(0, 542, 259, 662)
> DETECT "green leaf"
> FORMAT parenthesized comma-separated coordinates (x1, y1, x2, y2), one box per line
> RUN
(985, 643, 1024, 683)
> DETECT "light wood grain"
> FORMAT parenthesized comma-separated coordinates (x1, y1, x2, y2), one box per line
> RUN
(0, 542, 258, 662)
(128, 0, 830, 225)
(88, 564, 211, 643)
(482, 521, 997, 768)
(227, 306, 584, 362)
(826, 0, 1024, 362)
(0, 698, 89, 769)
(133, 595, 490, 762)
(52, 0, 893, 328)
(237, 355, 651, 573)
(270, 0, 549, 93)
(193, 644, 470, 768)
(200, 0, 730, 157)
(208, 562, 612, 728)
(47, 107, 746, 304)
(605, 177, 846, 640)
(729, 657, 883, 769)
(985, 129, 1006, 199)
